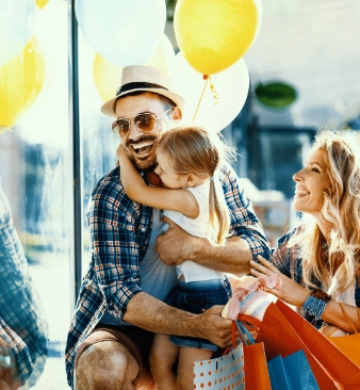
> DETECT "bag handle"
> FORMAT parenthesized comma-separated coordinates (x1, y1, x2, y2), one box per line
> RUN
(236, 320, 256, 346)
(238, 313, 263, 329)
(230, 315, 258, 348)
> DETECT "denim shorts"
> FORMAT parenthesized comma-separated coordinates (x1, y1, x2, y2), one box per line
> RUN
(166, 279, 231, 351)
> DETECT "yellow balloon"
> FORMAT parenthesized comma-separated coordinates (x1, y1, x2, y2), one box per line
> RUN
(35, 0, 50, 9)
(174, 0, 259, 75)
(145, 34, 175, 72)
(93, 53, 121, 103)
(0, 37, 45, 129)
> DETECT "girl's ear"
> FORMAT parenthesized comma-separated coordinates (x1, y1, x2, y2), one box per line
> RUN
(186, 173, 198, 187)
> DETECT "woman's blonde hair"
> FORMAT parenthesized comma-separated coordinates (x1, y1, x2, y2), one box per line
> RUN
(289, 130, 360, 296)
(156, 125, 235, 245)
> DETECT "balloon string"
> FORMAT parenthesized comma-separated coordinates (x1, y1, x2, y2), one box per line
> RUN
(192, 75, 210, 121)
(209, 76, 220, 105)
(192, 75, 220, 121)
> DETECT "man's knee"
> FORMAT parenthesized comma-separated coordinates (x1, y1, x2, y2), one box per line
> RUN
(75, 340, 139, 390)
(0, 379, 10, 390)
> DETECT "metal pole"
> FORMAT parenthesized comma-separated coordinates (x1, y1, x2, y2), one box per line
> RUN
(69, 0, 82, 306)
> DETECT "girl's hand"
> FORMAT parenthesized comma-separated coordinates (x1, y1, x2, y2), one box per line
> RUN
(116, 144, 128, 162)
(250, 256, 310, 307)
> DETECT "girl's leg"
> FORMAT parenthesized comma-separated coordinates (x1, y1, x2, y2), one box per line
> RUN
(177, 347, 213, 390)
(149, 334, 179, 390)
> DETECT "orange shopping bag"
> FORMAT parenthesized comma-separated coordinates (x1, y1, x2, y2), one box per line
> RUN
(240, 300, 360, 389)
(235, 320, 271, 390)
(324, 301, 360, 367)
(275, 300, 360, 388)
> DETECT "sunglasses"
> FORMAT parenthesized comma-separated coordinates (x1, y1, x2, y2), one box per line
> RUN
(112, 108, 173, 135)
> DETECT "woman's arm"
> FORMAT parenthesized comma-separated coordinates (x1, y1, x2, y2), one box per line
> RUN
(116, 145, 198, 218)
(250, 256, 360, 332)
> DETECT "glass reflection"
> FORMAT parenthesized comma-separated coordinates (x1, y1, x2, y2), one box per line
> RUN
(0, 1, 72, 388)
(0, 182, 47, 389)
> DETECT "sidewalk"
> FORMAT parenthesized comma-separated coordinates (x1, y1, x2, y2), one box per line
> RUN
(29, 251, 72, 389)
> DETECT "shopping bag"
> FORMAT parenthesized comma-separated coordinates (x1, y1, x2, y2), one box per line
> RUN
(276, 299, 360, 388)
(237, 306, 318, 389)
(236, 320, 272, 390)
(193, 343, 245, 390)
(240, 299, 360, 389)
(268, 349, 320, 390)
(325, 302, 360, 367)
(328, 333, 360, 367)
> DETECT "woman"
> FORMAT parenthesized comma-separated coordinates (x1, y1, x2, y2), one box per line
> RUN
(251, 129, 360, 334)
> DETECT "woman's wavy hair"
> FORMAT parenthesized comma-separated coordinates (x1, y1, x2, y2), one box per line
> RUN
(156, 124, 235, 245)
(289, 130, 360, 296)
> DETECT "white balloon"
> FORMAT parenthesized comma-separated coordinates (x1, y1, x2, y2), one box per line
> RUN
(171, 53, 250, 132)
(145, 34, 175, 73)
(75, 0, 166, 67)
(0, 13, 31, 66)
(252, 0, 263, 46)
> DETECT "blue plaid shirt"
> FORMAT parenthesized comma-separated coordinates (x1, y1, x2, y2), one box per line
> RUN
(0, 186, 48, 387)
(65, 164, 271, 387)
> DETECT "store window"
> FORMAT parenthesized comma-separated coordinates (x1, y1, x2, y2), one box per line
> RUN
(0, 0, 121, 386)
(0, 1, 73, 388)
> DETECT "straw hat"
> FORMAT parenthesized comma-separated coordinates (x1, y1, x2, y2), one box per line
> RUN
(101, 65, 185, 117)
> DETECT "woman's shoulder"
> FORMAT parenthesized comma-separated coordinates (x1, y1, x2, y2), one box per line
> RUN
(277, 226, 302, 246)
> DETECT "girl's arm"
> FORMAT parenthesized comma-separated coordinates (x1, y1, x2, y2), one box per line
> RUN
(116, 145, 199, 218)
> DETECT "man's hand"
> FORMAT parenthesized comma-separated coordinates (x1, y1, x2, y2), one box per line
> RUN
(124, 292, 233, 348)
(195, 306, 233, 348)
(156, 217, 200, 265)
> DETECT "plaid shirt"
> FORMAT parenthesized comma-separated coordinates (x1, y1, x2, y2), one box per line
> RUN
(0, 186, 48, 387)
(65, 164, 271, 388)
(272, 227, 360, 307)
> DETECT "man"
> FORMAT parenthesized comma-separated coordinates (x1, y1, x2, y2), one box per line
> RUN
(65, 65, 270, 389)
(0, 182, 48, 389)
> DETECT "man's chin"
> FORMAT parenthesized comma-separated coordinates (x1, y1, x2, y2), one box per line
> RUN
(133, 156, 156, 171)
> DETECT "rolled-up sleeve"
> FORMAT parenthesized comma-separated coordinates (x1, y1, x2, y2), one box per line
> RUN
(86, 176, 148, 320)
(221, 165, 272, 260)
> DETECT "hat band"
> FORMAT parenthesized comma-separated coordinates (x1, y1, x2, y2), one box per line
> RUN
(116, 82, 168, 96)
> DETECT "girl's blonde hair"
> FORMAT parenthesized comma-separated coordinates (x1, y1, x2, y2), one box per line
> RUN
(289, 130, 360, 296)
(157, 125, 235, 245)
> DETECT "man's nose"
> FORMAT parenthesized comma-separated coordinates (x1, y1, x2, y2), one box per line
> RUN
(128, 120, 144, 139)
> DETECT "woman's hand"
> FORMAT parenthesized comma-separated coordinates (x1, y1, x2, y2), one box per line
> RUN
(250, 256, 310, 307)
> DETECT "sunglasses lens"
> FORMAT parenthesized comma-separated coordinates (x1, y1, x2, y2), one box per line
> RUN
(116, 118, 130, 133)
(135, 113, 156, 131)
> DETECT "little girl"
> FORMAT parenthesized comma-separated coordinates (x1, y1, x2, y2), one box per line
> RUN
(117, 124, 235, 390)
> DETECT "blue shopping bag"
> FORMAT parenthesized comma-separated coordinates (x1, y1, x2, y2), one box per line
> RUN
(268, 349, 320, 390)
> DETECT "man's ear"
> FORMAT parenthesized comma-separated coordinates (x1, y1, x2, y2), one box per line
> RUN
(172, 106, 182, 120)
